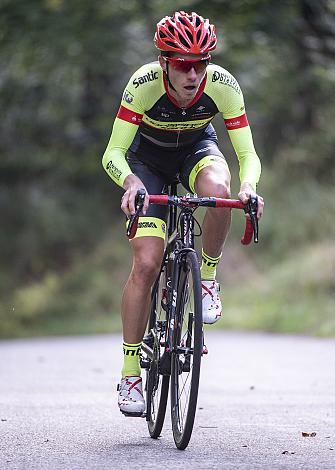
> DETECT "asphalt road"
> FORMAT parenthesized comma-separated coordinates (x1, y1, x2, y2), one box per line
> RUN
(0, 331, 334, 469)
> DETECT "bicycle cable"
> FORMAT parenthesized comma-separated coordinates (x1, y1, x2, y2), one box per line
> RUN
(176, 209, 202, 239)
(192, 211, 202, 238)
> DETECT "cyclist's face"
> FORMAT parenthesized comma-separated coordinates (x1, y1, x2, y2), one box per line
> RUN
(159, 53, 209, 102)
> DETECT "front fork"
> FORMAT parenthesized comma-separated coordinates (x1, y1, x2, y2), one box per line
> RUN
(165, 247, 207, 367)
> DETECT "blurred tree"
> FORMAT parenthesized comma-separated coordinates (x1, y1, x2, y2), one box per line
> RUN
(0, 0, 334, 336)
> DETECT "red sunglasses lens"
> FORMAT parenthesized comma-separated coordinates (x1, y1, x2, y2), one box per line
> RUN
(168, 59, 209, 73)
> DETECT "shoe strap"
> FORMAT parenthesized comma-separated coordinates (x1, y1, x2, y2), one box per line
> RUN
(127, 377, 143, 396)
(201, 282, 215, 299)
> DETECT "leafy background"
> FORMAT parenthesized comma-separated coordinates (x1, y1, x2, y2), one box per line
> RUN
(1, 0, 334, 337)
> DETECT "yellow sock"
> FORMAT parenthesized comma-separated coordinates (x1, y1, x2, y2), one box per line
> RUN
(200, 249, 222, 280)
(121, 342, 141, 377)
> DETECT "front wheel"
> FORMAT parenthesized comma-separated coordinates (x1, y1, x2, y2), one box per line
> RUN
(170, 250, 203, 450)
(145, 260, 170, 439)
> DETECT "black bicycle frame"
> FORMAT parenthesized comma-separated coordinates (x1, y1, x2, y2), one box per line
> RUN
(160, 188, 197, 356)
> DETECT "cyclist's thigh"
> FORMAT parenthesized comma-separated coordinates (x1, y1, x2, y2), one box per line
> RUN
(179, 138, 230, 194)
(127, 156, 169, 240)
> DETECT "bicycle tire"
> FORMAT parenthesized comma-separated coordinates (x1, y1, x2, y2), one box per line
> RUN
(145, 262, 170, 439)
(170, 250, 203, 450)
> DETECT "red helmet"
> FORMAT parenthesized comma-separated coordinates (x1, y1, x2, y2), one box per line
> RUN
(154, 11, 217, 55)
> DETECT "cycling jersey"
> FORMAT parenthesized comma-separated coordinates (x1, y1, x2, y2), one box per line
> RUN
(102, 62, 261, 189)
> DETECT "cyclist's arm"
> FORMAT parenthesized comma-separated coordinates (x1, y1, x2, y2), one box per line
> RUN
(224, 112, 261, 192)
(102, 117, 141, 188)
(102, 67, 149, 188)
(208, 67, 261, 191)
(223, 85, 261, 191)
(222, 85, 263, 216)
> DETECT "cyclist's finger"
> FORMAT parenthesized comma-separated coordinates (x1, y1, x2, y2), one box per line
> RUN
(121, 192, 131, 216)
(127, 194, 135, 215)
(257, 196, 264, 219)
(143, 192, 149, 215)
(238, 191, 250, 204)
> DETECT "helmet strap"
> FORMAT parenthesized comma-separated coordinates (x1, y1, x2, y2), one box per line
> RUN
(165, 64, 177, 92)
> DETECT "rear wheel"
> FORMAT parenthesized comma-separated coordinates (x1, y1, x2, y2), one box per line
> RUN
(145, 261, 170, 439)
(170, 250, 202, 450)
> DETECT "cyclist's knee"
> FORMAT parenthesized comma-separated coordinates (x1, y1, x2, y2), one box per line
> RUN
(195, 165, 231, 198)
(210, 182, 231, 199)
(196, 175, 231, 198)
(131, 239, 163, 284)
(133, 256, 161, 284)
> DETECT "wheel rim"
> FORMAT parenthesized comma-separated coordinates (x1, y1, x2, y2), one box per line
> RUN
(171, 256, 202, 444)
(146, 266, 170, 436)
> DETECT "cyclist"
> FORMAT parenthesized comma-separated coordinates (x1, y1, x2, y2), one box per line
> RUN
(102, 11, 264, 416)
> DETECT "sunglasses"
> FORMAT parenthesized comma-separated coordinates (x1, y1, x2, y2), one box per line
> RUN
(164, 56, 210, 73)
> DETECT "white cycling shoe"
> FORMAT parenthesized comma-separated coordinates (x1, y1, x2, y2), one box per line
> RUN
(117, 376, 145, 417)
(201, 280, 222, 324)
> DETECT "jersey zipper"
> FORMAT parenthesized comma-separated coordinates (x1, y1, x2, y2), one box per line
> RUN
(176, 108, 187, 148)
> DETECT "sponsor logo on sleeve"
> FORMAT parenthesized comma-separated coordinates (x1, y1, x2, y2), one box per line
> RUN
(106, 161, 122, 180)
(117, 105, 143, 125)
(212, 70, 241, 94)
(224, 113, 249, 130)
(123, 89, 134, 104)
(133, 70, 158, 88)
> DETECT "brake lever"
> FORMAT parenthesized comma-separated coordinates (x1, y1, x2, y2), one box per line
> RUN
(126, 189, 146, 238)
(244, 196, 259, 243)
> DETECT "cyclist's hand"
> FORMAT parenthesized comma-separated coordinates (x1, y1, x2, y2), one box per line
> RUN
(122, 174, 149, 216)
(238, 182, 264, 219)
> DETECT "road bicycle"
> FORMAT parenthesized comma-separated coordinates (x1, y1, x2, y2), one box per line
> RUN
(126, 185, 259, 450)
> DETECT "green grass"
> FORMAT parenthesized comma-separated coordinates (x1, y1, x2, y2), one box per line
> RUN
(219, 240, 335, 336)
(0, 223, 128, 338)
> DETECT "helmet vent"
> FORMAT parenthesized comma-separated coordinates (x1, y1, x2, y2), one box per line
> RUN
(185, 29, 193, 42)
(168, 25, 175, 34)
(178, 33, 190, 48)
(200, 34, 209, 49)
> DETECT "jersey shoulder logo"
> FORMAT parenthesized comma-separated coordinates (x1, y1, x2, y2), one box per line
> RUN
(211, 70, 241, 94)
(133, 70, 159, 88)
(123, 89, 134, 104)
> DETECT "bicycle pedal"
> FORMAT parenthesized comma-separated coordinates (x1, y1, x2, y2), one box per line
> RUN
(142, 333, 154, 348)
(140, 357, 150, 370)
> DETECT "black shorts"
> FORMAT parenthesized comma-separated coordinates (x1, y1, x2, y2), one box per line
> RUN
(126, 125, 227, 238)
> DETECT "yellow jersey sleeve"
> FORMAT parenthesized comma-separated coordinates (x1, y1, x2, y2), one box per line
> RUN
(206, 65, 261, 189)
(102, 63, 163, 187)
